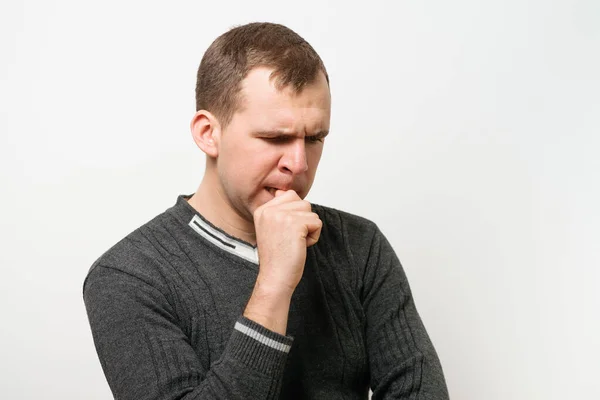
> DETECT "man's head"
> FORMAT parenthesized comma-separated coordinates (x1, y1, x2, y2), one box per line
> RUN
(195, 22, 329, 129)
(191, 22, 331, 223)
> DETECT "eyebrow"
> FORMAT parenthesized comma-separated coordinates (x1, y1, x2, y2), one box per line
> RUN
(254, 130, 330, 139)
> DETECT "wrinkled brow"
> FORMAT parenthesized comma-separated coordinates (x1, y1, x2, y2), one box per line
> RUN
(254, 130, 329, 139)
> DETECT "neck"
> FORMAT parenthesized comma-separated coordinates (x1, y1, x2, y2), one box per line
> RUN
(187, 170, 257, 246)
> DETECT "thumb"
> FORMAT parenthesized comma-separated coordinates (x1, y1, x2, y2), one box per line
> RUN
(275, 189, 286, 197)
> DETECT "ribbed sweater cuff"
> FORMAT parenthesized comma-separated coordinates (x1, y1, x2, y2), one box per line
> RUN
(226, 315, 294, 376)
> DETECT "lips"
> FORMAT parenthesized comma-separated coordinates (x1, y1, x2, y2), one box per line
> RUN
(266, 187, 282, 195)
(266, 186, 293, 195)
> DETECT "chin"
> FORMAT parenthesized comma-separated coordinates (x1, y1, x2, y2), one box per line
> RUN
(245, 193, 270, 218)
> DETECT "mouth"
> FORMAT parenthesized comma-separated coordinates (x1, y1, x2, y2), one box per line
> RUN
(265, 186, 292, 196)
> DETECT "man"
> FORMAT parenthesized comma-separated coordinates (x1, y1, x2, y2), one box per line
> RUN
(83, 22, 449, 400)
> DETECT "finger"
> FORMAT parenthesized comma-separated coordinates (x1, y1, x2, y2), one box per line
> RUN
(281, 211, 321, 230)
(271, 200, 312, 213)
(276, 189, 302, 199)
(303, 216, 322, 247)
(254, 190, 298, 218)
(305, 222, 322, 247)
(261, 190, 302, 209)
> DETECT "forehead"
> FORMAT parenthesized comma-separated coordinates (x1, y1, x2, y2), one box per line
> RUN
(237, 67, 331, 131)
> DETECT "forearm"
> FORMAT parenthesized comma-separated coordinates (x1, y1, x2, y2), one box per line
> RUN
(243, 274, 294, 336)
(84, 265, 294, 400)
(363, 227, 450, 399)
(185, 315, 293, 399)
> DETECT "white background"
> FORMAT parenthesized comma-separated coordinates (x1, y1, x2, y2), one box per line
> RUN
(1, 0, 598, 399)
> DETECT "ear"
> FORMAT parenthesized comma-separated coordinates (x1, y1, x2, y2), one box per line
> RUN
(190, 110, 221, 158)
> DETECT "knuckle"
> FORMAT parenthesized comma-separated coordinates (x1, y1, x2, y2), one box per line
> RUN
(283, 213, 294, 225)
(262, 207, 274, 219)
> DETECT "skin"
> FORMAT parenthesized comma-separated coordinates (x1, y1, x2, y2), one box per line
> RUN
(187, 66, 331, 334)
(188, 67, 331, 245)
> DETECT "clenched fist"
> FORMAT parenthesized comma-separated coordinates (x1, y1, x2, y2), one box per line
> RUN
(252, 189, 322, 294)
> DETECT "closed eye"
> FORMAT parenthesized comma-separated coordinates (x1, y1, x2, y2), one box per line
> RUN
(263, 136, 290, 144)
(262, 136, 324, 144)
(306, 136, 324, 143)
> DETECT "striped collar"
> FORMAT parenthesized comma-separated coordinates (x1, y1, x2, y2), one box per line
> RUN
(186, 210, 260, 265)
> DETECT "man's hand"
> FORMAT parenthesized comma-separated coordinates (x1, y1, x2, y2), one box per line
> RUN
(243, 190, 322, 335)
(254, 189, 322, 293)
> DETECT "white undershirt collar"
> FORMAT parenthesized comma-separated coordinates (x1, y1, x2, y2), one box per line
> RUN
(188, 214, 260, 265)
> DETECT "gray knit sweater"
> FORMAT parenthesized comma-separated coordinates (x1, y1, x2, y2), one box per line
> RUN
(83, 194, 449, 399)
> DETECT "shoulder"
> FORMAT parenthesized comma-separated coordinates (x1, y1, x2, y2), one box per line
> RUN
(311, 202, 380, 242)
(83, 209, 179, 293)
(310, 203, 384, 268)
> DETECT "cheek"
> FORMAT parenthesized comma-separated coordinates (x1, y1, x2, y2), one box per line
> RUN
(222, 145, 278, 190)
(221, 141, 257, 173)
(307, 147, 323, 170)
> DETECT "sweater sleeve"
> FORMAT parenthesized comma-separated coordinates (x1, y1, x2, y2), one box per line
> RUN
(83, 264, 293, 400)
(362, 226, 450, 400)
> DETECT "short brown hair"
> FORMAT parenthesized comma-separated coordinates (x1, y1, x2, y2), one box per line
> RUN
(195, 22, 329, 128)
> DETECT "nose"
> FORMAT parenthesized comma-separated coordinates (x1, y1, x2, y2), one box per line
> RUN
(279, 139, 308, 175)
